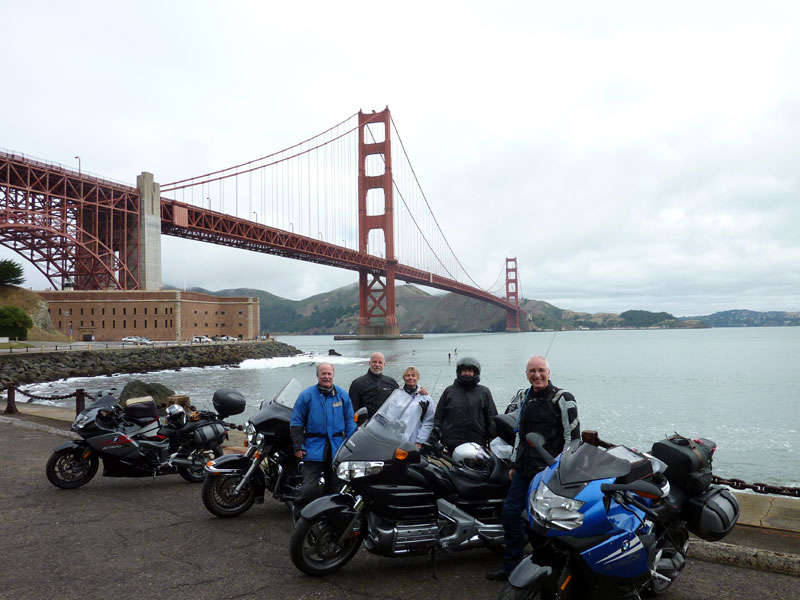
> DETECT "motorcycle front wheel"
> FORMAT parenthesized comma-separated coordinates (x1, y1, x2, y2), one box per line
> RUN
(177, 446, 223, 483)
(202, 473, 256, 517)
(46, 448, 99, 489)
(498, 585, 541, 600)
(289, 515, 363, 576)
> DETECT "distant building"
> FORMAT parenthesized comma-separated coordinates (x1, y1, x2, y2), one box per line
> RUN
(39, 290, 260, 342)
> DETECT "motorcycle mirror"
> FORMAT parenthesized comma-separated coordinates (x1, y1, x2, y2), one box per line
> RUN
(525, 432, 555, 466)
(354, 407, 369, 426)
(394, 442, 421, 464)
(600, 479, 664, 499)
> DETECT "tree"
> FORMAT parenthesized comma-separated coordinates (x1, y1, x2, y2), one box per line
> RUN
(0, 305, 34, 340)
(0, 259, 25, 287)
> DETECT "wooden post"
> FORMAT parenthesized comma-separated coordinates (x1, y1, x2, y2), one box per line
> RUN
(4, 385, 19, 415)
(75, 388, 85, 416)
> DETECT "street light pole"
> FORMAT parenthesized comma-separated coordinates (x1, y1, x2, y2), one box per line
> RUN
(74, 155, 81, 177)
(253, 211, 258, 222)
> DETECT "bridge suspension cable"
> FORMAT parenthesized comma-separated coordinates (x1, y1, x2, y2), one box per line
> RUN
(388, 116, 491, 292)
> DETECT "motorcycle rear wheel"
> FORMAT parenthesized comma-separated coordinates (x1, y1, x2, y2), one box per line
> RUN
(498, 585, 541, 600)
(202, 473, 257, 517)
(46, 448, 99, 489)
(289, 515, 363, 576)
(177, 446, 222, 483)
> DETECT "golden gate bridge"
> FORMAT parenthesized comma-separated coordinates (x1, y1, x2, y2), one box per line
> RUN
(0, 107, 522, 336)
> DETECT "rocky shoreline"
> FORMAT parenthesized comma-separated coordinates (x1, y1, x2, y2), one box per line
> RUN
(0, 341, 301, 387)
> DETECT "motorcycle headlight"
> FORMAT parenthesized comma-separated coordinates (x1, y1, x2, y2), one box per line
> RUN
(73, 413, 91, 428)
(336, 461, 384, 482)
(530, 482, 585, 530)
(245, 422, 257, 445)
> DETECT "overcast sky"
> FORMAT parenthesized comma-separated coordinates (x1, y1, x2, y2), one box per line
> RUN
(3, 1, 799, 317)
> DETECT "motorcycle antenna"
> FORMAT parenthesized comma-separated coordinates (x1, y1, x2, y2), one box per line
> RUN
(431, 370, 443, 395)
(544, 331, 558, 359)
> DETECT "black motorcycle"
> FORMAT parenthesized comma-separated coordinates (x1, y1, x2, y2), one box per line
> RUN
(289, 388, 513, 576)
(46, 389, 245, 489)
(201, 379, 303, 518)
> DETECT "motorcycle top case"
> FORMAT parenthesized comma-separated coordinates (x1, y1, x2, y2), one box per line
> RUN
(193, 422, 226, 449)
(124, 399, 159, 420)
(650, 434, 715, 494)
(212, 388, 246, 418)
(684, 484, 739, 541)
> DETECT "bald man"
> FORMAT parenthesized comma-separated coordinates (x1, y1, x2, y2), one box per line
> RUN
(348, 352, 399, 418)
(487, 355, 580, 581)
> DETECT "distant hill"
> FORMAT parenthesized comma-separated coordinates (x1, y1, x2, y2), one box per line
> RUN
(680, 309, 800, 327)
(167, 283, 722, 334)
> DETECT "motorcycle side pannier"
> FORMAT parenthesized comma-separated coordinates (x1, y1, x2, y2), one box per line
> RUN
(194, 422, 226, 449)
(684, 484, 739, 541)
(212, 388, 246, 417)
(650, 434, 715, 494)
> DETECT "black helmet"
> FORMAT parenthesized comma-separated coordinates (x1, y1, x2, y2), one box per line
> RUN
(456, 356, 481, 377)
(456, 356, 481, 388)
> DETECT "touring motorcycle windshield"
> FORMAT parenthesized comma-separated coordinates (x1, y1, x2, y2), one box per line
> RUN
(557, 441, 632, 486)
(363, 389, 423, 445)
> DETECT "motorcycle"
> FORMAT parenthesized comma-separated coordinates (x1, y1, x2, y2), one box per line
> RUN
(289, 388, 513, 576)
(499, 432, 740, 599)
(201, 379, 304, 518)
(46, 389, 245, 489)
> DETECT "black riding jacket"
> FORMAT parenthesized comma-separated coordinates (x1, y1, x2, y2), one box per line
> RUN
(433, 378, 498, 451)
(348, 370, 399, 418)
(515, 382, 580, 478)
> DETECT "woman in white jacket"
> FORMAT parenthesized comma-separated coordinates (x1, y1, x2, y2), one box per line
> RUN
(400, 366, 434, 448)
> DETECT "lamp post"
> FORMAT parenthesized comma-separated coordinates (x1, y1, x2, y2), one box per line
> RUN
(74, 156, 81, 177)
(253, 211, 258, 222)
(289, 222, 294, 232)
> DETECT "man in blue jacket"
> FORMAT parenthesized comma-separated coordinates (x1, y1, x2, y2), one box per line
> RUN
(290, 362, 357, 513)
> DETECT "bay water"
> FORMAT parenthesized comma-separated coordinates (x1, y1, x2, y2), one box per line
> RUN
(25, 328, 799, 487)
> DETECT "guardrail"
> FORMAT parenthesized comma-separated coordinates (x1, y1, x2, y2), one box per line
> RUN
(3, 384, 87, 416)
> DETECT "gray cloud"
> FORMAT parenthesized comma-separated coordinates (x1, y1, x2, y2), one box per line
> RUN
(3, 1, 799, 317)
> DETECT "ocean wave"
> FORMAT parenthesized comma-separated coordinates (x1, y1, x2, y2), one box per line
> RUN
(238, 353, 365, 370)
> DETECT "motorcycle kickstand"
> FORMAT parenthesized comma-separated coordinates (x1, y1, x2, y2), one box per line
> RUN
(429, 546, 440, 579)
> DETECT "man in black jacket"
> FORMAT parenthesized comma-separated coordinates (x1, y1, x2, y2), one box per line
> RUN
(348, 352, 399, 418)
(486, 355, 580, 581)
(432, 357, 498, 453)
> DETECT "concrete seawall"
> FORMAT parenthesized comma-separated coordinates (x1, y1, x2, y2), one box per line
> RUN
(0, 340, 301, 386)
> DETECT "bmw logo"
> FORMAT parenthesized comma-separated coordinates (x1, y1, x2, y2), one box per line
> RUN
(621, 540, 630, 551)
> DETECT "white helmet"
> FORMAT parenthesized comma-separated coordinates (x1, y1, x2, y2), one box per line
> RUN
(165, 404, 187, 428)
(451, 442, 492, 479)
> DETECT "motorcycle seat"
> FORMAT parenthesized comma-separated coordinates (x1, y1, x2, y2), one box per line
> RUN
(447, 466, 509, 501)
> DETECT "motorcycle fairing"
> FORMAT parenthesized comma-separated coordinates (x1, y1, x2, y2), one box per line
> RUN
(50, 440, 87, 455)
(580, 529, 651, 579)
(507, 559, 553, 591)
(300, 492, 358, 533)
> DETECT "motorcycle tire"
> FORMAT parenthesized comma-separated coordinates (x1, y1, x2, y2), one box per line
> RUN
(497, 585, 541, 600)
(177, 446, 223, 483)
(46, 448, 99, 489)
(289, 515, 363, 576)
(642, 524, 689, 596)
(202, 473, 257, 517)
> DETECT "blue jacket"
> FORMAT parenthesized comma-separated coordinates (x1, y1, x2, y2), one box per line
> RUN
(289, 384, 356, 462)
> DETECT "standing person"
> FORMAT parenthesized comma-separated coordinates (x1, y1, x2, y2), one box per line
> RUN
(431, 357, 498, 454)
(290, 362, 356, 516)
(400, 366, 435, 448)
(486, 355, 580, 581)
(348, 352, 399, 418)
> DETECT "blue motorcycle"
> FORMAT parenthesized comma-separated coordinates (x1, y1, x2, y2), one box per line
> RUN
(500, 433, 739, 599)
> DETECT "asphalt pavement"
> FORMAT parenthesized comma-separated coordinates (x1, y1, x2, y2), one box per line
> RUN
(1, 405, 798, 600)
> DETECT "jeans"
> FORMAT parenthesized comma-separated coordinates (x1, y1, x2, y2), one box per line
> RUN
(501, 471, 533, 573)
